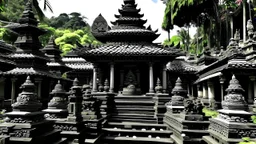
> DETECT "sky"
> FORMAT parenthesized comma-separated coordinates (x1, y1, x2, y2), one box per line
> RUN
(39, 0, 196, 43)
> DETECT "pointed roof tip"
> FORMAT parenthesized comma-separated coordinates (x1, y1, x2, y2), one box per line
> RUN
(57, 80, 61, 84)
(232, 74, 236, 79)
(26, 75, 31, 80)
(98, 13, 102, 16)
(176, 77, 181, 82)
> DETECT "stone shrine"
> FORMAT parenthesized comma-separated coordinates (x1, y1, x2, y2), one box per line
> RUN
(203, 75, 256, 144)
(44, 80, 69, 120)
(53, 78, 86, 143)
(0, 76, 66, 144)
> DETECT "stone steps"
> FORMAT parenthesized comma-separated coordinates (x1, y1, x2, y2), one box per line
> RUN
(103, 136, 173, 144)
(103, 128, 171, 137)
(108, 122, 166, 129)
(110, 118, 157, 123)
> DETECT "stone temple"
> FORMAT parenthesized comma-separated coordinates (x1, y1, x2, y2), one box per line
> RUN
(0, 0, 256, 144)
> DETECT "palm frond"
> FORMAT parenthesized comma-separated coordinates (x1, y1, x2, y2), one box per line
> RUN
(43, 0, 53, 12)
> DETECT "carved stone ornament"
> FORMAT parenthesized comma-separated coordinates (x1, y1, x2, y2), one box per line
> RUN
(183, 99, 204, 115)
(170, 77, 187, 106)
(12, 76, 42, 112)
(48, 80, 68, 109)
(155, 78, 163, 93)
(221, 75, 248, 110)
(104, 79, 110, 92)
(247, 19, 254, 40)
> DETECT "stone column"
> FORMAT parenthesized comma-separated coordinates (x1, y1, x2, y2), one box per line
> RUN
(162, 65, 167, 93)
(35, 78, 43, 100)
(202, 82, 208, 99)
(149, 62, 154, 93)
(11, 77, 17, 104)
(219, 76, 226, 101)
(187, 82, 191, 96)
(208, 81, 215, 102)
(119, 70, 124, 91)
(0, 77, 5, 107)
(197, 84, 203, 98)
(249, 76, 256, 104)
(109, 63, 115, 93)
(230, 15, 234, 37)
(136, 69, 140, 88)
(92, 65, 98, 93)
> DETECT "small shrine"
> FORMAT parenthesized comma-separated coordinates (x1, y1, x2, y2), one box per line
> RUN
(43, 81, 69, 120)
(0, 76, 66, 143)
(53, 78, 86, 143)
(164, 77, 210, 143)
(203, 75, 256, 144)
(166, 77, 187, 114)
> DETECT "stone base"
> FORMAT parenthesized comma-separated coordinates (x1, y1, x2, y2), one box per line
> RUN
(205, 117, 256, 144)
(164, 113, 209, 144)
(166, 105, 184, 114)
(54, 121, 86, 143)
(43, 109, 68, 120)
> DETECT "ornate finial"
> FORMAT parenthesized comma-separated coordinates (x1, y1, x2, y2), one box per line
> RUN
(147, 25, 152, 31)
(234, 29, 240, 42)
(170, 77, 187, 106)
(104, 79, 110, 92)
(72, 78, 81, 88)
(50, 80, 66, 94)
(45, 80, 68, 119)
(247, 19, 254, 40)
(155, 78, 163, 93)
(12, 76, 42, 112)
(98, 82, 104, 92)
(171, 77, 187, 95)
(221, 75, 247, 110)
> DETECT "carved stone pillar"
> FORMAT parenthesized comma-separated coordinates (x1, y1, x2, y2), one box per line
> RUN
(162, 65, 167, 93)
(35, 78, 43, 100)
(11, 77, 17, 104)
(92, 65, 98, 93)
(149, 62, 154, 93)
(219, 76, 226, 101)
(208, 81, 215, 101)
(109, 63, 115, 93)
(119, 70, 124, 91)
(197, 84, 203, 98)
(202, 82, 208, 99)
(249, 76, 256, 104)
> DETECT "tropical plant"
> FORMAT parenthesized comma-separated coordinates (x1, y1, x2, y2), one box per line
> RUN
(0, 0, 53, 21)
(239, 137, 256, 144)
(202, 107, 219, 118)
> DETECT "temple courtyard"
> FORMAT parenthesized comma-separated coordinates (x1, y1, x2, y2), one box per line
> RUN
(0, 0, 255, 144)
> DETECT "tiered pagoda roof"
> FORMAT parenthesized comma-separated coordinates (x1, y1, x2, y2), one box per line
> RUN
(78, 0, 183, 61)
(0, 40, 16, 72)
(3, 1, 57, 78)
(41, 36, 71, 75)
(62, 49, 93, 71)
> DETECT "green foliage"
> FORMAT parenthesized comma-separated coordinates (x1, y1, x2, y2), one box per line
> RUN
(0, 0, 25, 22)
(38, 24, 56, 46)
(49, 12, 88, 30)
(202, 107, 218, 118)
(163, 35, 181, 47)
(38, 24, 101, 56)
(0, 26, 18, 44)
(251, 115, 256, 124)
(239, 137, 256, 144)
